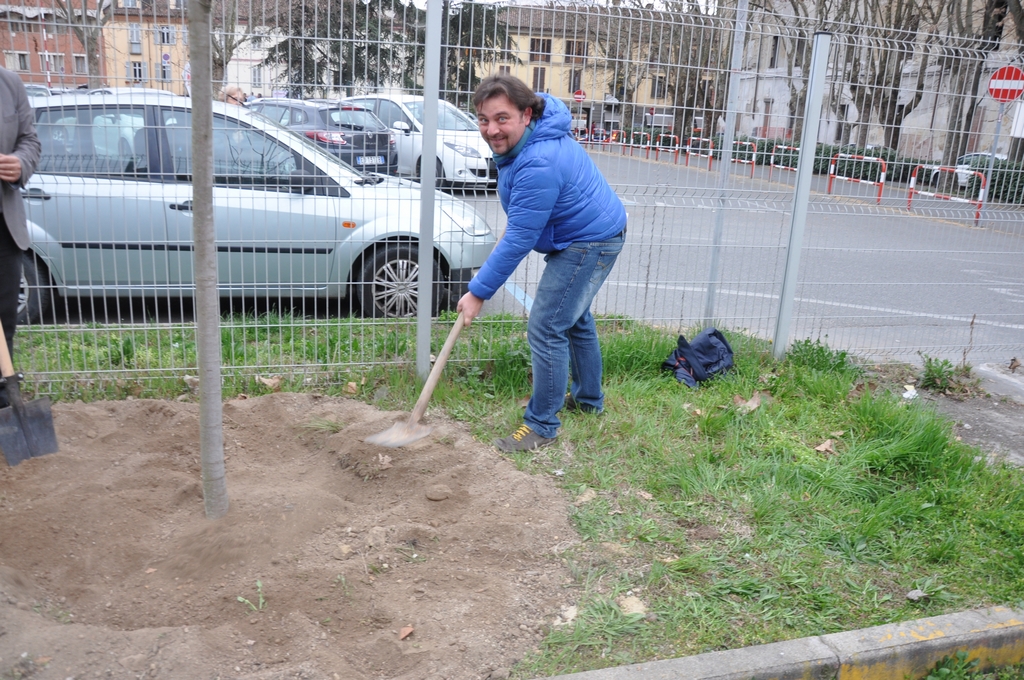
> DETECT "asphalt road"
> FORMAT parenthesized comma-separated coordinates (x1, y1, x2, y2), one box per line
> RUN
(466, 147, 1024, 364)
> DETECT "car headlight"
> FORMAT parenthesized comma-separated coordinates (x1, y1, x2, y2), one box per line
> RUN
(444, 142, 482, 158)
(440, 204, 491, 237)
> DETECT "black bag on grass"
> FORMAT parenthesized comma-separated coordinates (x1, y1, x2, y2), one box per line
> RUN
(662, 328, 734, 388)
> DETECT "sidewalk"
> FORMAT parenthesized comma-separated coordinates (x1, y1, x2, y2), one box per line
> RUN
(534, 606, 1024, 680)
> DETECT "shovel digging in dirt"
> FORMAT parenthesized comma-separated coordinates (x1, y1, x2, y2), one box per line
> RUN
(0, 328, 58, 466)
(365, 313, 465, 448)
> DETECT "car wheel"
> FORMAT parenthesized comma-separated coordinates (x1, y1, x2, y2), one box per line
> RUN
(16, 252, 54, 325)
(358, 243, 446, 318)
(415, 157, 446, 187)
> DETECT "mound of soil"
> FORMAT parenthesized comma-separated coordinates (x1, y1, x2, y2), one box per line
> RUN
(0, 393, 577, 679)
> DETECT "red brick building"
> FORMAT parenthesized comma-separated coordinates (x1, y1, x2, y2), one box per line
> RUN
(1, 4, 98, 90)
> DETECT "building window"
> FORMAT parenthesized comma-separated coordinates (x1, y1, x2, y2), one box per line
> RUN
(650, 74, 666, 99)
(769, 35, 780, 69)
(570, 69, 582, 92)
(73, 54, 87, 74)
(131, 60, 145, 81)
(251, 65, 263, 88)
(157, 62, 172, 81)
(532, 67, 546, 92)
(529, 38, 551, 63)
(564, 40, 587, 64)
(182, 27, 188, 45)
(5, 52, 30, 71)
(157, 25, 175, 44)
(39, 52, 63, 73)
(794, 36, 806, 68)
(498, 65, 511, 75)
(8, 20, 37, 33)
(122, 0, 138, 7)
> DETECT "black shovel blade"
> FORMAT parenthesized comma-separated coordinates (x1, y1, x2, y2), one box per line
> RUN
(0, 381, 58, 466)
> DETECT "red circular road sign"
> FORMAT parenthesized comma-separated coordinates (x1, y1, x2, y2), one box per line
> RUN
(573, 90, 586, 102)
(988, 65, 1024, 103)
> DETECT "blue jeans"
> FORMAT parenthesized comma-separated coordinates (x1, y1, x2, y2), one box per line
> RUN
(524, 228, 625, 438)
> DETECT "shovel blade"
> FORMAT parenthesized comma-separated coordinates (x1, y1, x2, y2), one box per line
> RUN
(364, 420, 433, 448)
(0, 396, 58, 467)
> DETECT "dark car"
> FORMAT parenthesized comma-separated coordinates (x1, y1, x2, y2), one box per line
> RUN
(248, 98, 397, 175)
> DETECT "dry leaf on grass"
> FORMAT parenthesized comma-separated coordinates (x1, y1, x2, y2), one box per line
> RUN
(345, 382, 358, 394)
(693, 408, 703, 416)
(635, 489, 654, 501)
(848, 381, 877, 400)
(732, 391, 763, 413)
(814, 439, 835, 454)
(399, 625, 414, 640)
(257, 375, 282, 392)
(830, 430, 845, 437)
(574, 488, 598, 506)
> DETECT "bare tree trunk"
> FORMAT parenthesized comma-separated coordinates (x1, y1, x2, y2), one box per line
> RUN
(189, 0, 229, 520)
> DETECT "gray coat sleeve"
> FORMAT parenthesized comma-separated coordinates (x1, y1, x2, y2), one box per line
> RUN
(7, 73, 41, 186)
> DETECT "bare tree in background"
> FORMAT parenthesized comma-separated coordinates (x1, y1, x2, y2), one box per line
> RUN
(212, 0, 262, 85)
(52, 0, 114, 87)
(938, 0, 1009, 167)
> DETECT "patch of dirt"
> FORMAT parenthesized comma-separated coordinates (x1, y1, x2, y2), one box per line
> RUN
(0, 393, 578, 679)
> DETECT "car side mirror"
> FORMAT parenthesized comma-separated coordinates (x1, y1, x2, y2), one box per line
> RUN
(392, 121, 411, 134)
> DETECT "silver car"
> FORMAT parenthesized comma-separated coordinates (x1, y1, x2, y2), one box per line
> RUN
(19, 93, 495, 321)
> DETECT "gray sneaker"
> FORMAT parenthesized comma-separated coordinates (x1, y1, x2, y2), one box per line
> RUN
(493, 425, 556, 452)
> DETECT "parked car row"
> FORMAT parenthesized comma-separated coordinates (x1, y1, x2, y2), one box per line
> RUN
(250, 94, 496, 189)
(17, 92, 496, 323)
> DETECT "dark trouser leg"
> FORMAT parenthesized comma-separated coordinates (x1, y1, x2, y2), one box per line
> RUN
(0, 216, 23, 361)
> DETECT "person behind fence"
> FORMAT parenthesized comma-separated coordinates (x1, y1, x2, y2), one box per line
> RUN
(0, 66, 42, 408)
(220, 85, 247, 106)
(456, 74, 627, 453)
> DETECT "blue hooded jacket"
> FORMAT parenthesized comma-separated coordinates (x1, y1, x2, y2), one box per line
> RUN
(468, 93, 626, 300)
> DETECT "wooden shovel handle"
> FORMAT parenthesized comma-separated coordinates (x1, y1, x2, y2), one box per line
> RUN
(408, 313, 465, 425)
(0, 326, 14, 379)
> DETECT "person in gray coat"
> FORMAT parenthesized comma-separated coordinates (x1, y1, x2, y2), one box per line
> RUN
(0, 66, 42, 405)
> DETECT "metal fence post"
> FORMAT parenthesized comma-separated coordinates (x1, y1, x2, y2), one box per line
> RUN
(772, 31, 832, 361)
(702, 0, 749, 326)
(417, 0, 444, 380)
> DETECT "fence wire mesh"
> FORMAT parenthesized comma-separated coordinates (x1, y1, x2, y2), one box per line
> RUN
(5, 0, 1023, 393)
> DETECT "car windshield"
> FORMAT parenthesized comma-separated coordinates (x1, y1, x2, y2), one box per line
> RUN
(248, 109, 360, 177)
(406, 100, 478, 131)
(327, 108, 383, 131)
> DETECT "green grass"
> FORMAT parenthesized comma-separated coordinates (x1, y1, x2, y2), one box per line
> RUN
(14, 316, 1024, 679)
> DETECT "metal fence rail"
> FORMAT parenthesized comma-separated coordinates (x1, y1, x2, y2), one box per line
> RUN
(6, 0, 1023, 392)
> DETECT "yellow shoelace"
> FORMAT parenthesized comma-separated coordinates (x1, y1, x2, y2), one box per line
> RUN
(510, 425, 533, 441)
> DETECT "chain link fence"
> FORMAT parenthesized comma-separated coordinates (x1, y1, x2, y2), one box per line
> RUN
(6, 0, 1023, 392)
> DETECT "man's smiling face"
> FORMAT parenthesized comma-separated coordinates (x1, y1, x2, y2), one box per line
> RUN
(476, 94, 532, 155)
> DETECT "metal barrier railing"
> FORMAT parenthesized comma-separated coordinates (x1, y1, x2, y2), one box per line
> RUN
(622, 131, 651, 158)
(767, 145, 799, 181)
(654, 134, 681, 163)
(907, 165, 987, 225)
(827, 153, 887, 204)
(685, 136, 714, 171)
(731, 140, 757, 178)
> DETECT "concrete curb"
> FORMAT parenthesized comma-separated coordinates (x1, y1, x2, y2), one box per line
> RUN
(976, 363, 1024, 406)
(533, 606, 1024, 680)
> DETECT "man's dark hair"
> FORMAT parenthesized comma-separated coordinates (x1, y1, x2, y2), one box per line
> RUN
(473, 74, 546, 119)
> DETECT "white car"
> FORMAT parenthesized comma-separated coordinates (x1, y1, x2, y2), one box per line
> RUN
(19, 93, 496, 322)
(341, 94, 496, 187)
(923, 153, 1007, 188)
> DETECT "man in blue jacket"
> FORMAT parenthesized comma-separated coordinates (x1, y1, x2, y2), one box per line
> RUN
(457, 74, 627, 452)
